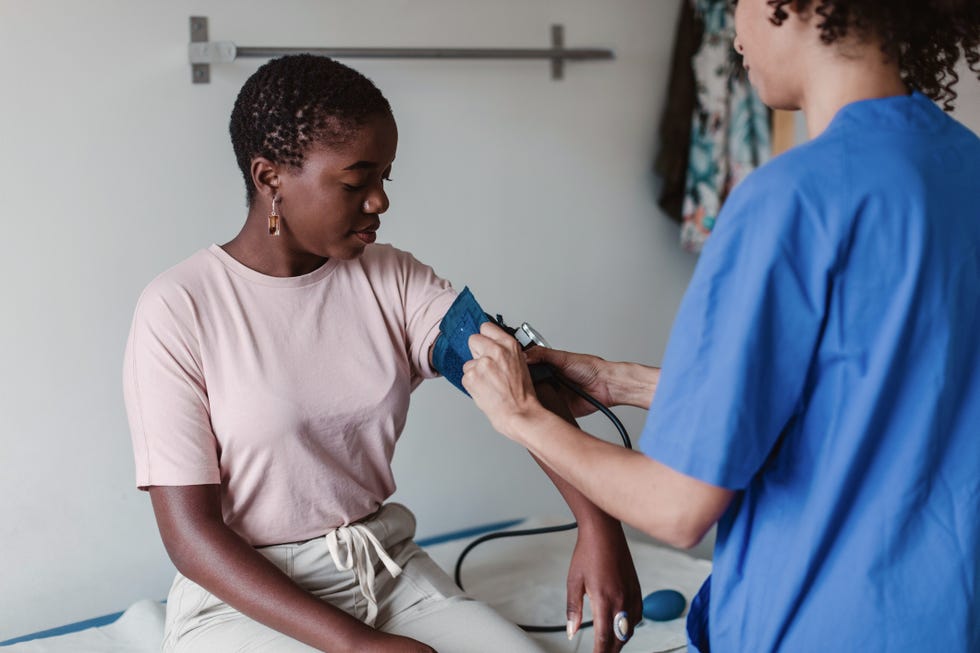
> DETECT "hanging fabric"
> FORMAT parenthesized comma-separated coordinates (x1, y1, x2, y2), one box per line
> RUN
(655, 0, 705, 224)
(679, 0, 771, 253)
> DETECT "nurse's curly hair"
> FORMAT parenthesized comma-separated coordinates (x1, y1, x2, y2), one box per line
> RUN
(765, 0, 979, 110)
(230, 54, 392, 204)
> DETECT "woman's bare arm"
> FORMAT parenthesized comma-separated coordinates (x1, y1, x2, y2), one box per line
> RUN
(148, 485, 434, 653)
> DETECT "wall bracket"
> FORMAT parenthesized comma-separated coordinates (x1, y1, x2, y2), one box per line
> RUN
(188, 16, 613, 84)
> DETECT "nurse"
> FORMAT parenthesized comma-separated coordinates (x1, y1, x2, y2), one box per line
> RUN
(462, 1, 980, 651)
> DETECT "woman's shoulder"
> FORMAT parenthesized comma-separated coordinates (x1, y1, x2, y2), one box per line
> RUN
(132, 248, 219, 320)
(356, 242, 440, 277)
(353, 243, 452, 298)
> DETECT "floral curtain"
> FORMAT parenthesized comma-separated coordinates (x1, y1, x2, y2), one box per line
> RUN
(679, 0, 771, 253)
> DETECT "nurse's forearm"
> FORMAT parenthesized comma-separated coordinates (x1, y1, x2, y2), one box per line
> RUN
(601, 360, 661, 409)
(526, 347, 661, 410)
(501, 407, 733, 549)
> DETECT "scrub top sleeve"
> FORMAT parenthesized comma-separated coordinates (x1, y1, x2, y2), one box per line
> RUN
(641, 171, 833, 489)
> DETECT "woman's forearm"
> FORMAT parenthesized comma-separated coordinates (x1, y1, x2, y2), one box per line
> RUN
(530, 380, 626, 532)
(177, 522, 369, 651)
(150, 487, 372, 653)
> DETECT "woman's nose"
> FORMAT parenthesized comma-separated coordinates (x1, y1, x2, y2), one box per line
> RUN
(362, 189, 390, 215)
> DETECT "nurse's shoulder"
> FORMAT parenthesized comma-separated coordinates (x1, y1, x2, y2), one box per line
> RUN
(712, 135, 846, 251)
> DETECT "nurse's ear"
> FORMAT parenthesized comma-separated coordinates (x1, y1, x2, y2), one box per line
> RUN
(250, 157, 282, 204)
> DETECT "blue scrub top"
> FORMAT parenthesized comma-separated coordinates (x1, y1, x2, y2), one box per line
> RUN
(640, 92, 980, 652)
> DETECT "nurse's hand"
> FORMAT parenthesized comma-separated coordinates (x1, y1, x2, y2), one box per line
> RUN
(524, 346, 612, 417)
(526, 347, 661, 412)
(463, 322, 542, 439)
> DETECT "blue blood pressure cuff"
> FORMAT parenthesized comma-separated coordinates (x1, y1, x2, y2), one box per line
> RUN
(432, 286, 554, 396)
(431, 287, 490, 395)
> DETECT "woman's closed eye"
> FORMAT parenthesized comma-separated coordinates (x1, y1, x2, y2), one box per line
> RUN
(343, 171, 392, 192)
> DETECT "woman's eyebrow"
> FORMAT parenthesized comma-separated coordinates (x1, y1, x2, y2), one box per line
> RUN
(343, 160, 378, 170)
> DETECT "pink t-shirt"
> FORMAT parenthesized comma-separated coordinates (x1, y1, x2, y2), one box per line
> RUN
(123, 243, 456, 546)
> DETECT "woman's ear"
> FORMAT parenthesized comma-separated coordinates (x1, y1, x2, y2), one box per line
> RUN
(250, 157, 280, 201)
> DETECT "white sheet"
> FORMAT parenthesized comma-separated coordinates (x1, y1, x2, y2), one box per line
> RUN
(2, 600, 164, 653)
(3, 519, 709, 653)
(423, 519, 709, 653)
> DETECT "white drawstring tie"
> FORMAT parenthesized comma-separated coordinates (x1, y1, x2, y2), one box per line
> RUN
(325, 522, 403, 627)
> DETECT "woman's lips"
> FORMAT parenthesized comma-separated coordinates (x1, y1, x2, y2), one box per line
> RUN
(354, 229, 377, 244)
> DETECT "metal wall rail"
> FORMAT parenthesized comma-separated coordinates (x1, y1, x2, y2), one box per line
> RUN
(188, 17, 614, 83)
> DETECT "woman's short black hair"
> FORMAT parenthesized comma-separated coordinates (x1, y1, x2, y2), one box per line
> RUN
(229, 54, 393, 205)
(765, 0, 979, 110)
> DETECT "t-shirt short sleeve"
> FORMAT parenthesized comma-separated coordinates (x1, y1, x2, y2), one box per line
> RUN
(640, 168, 833, 489)
(394, 250, 457, 384)
(123, 281, 220, 489)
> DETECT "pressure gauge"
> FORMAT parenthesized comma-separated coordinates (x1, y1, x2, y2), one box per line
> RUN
(515, 322, 551, 349)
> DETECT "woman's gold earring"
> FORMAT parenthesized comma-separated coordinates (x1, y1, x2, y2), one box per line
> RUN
(269, 195, 281, 236)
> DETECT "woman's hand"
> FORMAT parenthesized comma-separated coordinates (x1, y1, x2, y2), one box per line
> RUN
(566, 521, 643, 653)
(463, 322, 543, 439)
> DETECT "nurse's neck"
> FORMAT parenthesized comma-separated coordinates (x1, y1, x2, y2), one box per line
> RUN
(797, 34, 908, 140)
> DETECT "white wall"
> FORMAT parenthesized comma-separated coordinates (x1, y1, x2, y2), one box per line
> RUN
(0, 0, 695, 638)
(2, 0, 977, 640)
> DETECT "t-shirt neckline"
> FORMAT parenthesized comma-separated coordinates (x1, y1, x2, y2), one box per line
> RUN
(207, 244, 340, 288)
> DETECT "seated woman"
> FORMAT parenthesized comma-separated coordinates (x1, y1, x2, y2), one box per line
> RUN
(123, 54, 641, 653)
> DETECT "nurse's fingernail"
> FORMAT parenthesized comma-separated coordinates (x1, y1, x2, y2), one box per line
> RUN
(567, 620, 575, 639)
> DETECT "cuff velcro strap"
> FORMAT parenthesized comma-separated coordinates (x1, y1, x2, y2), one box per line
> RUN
(431, 287, 490, 395)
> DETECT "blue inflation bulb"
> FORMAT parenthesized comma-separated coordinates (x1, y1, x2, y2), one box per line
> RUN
(642, 589, 687, 621)
(431, 287, 490, 395)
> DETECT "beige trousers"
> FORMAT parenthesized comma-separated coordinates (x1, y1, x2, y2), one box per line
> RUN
(163, 503, 543, 652)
